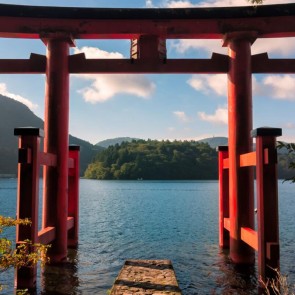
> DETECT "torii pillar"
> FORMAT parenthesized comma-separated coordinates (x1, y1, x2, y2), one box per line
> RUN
(42, 36, 72, 263)
(225, 32, 256, 264)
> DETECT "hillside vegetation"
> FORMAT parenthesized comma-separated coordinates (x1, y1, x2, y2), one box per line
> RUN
(0, 95, 102, 176)
(85, 140, 218, 180)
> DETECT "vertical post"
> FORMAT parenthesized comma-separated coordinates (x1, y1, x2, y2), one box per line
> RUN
(43, 37, 70, 263)
(68, 145, 80, 248)
(252, 127, 281, 284)
(130, 35, 166, 60)
(225, 32, 256, 264)
(217, 146, 229, 249)
(14, 127, 43, 291)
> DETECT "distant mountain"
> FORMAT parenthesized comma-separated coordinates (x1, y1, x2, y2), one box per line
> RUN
(0, 95, 102, 176)
(197, 137, 228, 149)
(96, 137, 140, 148)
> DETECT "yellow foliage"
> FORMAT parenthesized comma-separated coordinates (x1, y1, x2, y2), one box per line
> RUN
(0, 215, 50, 293)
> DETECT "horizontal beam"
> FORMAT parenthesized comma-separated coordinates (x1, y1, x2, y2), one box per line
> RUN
(0, 53, 46, 74)
(67, 217, 74, 230)
(39, 152, 57, 167)
(1, 53, 294, 74)
(0, 4, 294, 39)
(240, 151, 256, 167)
(38, 226, 56, 244)
(241, 227, 258, 251)
(69, 53, 229, 74)
(252, 53, 295, 73)
(224, 217, 230, 231)
(223, 158, 229, 169)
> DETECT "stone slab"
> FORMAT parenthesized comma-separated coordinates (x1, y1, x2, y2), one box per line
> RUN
(110, 259, 182, 295)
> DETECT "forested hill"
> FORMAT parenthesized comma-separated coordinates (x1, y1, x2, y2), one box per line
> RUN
(0, 95, 102, 176)
(84, 140, 218, 180)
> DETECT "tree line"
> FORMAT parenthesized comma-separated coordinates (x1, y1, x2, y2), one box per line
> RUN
(85, 140, 218, 180)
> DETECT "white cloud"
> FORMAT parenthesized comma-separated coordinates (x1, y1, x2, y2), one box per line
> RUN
(284, 122, 295, 129)
(188, 74, 227, 96)
(173, 111, 190, 122)
(0, 83, 38, 110)
(73, 47, 155, 103)
(172, 37, 295, 58)
(252, 38, 295, 56)
(165, 0, 198, 8)
(198, 107, 228, 125)
(262, 75, 295, 101)
(187, 73, 295, 102)
(74, 46, 123, 59)
(165, 0, 293, 8)
(146, 0, 155, 7)
(78, 75, 156, 103)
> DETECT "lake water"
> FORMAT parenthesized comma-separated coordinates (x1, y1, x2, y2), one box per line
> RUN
(0, 178, 294, 294)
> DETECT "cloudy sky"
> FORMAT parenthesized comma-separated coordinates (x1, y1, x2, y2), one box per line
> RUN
(0, 0, 294, 144)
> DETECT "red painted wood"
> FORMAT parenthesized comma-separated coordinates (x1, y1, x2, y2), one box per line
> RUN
(255, 134, 280, 284)
(1, 55, 295, 74)
(68, 146, 80, 248)
(0, 4, 294, 39)
(227, 35, 255, 264)
(43, 39, 70, 263)
(218, 147, 229, 248)
(239, 151, 256, 167)
(15, 131, 41, 290)
(39, 152, 57, 167)
(240, 227, 258, 251)
(38, 227, 56, 245)
(68, 55, 229, 74)
(223, 218, 230, 232)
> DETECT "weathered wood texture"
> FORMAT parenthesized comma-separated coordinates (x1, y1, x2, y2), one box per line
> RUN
(110, 260, 182, 295)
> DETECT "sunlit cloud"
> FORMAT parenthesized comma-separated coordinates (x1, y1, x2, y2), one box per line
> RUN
(187, 74, 295, 102)
(146, 0, 155, 7)
(173, 111, 190, 122)
(73, 47, 155, 103)
(198, 106, 228, 125)
(188, 74, 227, 96)
(262, 75, 295, 101)
(0, 83, 38, 110)
(165, 0, 198, 8)
(283, 122, 295, 129)
(172, 37, 295, 57)
(164, 0, 293, 8)
(74, 46, 123, 59)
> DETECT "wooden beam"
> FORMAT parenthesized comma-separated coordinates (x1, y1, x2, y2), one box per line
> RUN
(38, 226, 56, 245)
(252, 53, 295, 73)
(0, 53, 46, 73)
(0, 4, 294, 39)
(241, 227, 258, 251)
(69, 53, 229, 74)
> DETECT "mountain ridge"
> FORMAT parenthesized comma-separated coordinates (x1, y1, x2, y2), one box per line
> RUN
(0, 95, 102, 176)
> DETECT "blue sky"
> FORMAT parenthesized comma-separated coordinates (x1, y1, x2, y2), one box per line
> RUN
(0, 0, 294, 144)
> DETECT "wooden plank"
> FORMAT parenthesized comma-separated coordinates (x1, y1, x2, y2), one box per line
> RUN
(110, 260, 182, 295)
(39, 152, 57, 167)
(67, 216, 74, 230)
(38, 226, 56, 245)
(240, 151, 256, 167)
(224, 217, 230, 231)
(223, 158, 229, 169)
(241, 227, 258, 251)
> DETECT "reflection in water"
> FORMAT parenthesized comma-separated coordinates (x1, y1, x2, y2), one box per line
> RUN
(41, 249, 80, 295)
(213, 249, 258, 294)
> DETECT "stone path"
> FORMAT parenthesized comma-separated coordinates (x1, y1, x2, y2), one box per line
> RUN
(110, 259, 182, 295)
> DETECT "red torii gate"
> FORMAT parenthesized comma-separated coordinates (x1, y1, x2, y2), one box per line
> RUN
(0, 2, 294, 292)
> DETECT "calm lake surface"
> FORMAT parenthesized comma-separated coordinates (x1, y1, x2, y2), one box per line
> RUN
(0, 178, 294, 294)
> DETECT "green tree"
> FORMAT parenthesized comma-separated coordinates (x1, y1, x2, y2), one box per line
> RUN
(277, 141, 295, 183)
